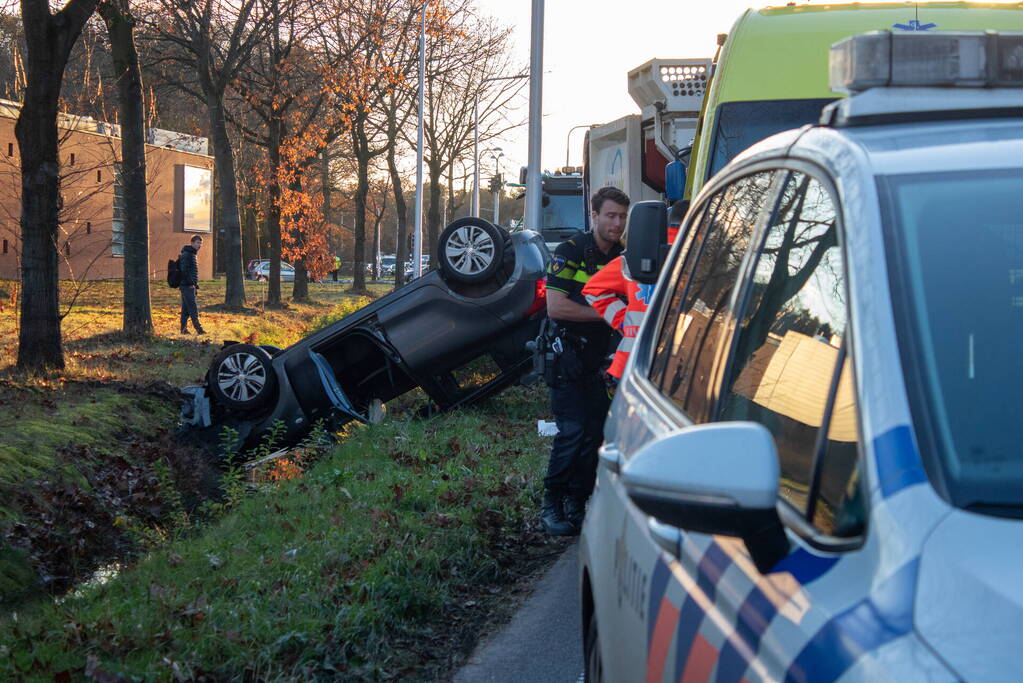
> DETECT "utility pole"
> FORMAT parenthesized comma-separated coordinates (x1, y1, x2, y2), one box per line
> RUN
(525, 0, 544, 231)
(413, 0, 430, 279)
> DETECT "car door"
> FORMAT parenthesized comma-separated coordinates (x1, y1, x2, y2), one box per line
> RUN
(593, 168, 780, 682)
(657, 167, 870, 682)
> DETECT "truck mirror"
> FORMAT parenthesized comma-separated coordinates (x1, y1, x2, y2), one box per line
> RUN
(624, 200, 668, 285)
(665, 160, 686, 202)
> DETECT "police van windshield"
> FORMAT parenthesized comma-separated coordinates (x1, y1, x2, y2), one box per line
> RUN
(708, 98, 836, 178)
(881, 168, 1023, 513)
(542, 193, 586, 230)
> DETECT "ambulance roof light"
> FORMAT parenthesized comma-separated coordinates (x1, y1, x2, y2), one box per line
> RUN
(830, 31, 1023, 95)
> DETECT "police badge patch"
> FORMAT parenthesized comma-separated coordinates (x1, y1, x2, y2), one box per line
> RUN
(549, 255, 567, 275)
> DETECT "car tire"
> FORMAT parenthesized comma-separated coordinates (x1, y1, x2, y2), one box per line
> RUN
(259, 344, 284, 357)
(437, 217, 506, 284)
(584, 610, 603, 683)
(206, 343, 278, 412)
(257, 275, 267, 282)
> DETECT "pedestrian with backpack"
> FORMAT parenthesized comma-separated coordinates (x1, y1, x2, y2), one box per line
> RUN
(178, 235, 206, 335)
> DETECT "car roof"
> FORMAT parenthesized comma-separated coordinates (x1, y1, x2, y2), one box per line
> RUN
(732, 115, 1023, 179)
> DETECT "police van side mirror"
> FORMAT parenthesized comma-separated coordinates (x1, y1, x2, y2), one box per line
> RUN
(623, 200, 668, 285)
(621, 422, 791, 573)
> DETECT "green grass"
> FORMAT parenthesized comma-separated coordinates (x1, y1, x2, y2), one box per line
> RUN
(0, 385, 554, 681)
(0, 278, 396, 610)
(0, 385, 174, 493)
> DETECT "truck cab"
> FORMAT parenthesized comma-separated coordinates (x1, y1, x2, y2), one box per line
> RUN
(537, 171, 586, 252)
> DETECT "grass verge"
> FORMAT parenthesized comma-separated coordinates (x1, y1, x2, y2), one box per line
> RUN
(0, 384, 557, 681)
(0, 279, 391, 606)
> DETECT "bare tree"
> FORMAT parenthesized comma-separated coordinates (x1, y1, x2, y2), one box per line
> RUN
(414, 4, 524, 251)
(99, 0, 151, 336)
(150, 0, 270, 309)
(16, 0, 100, 372)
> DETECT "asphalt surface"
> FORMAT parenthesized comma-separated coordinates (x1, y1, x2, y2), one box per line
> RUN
(453, 542, 583, 683)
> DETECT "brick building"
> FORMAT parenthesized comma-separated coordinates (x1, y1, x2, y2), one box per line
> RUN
(0, 100, 215, 281)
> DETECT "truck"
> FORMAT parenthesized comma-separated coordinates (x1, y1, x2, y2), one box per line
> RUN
(584, 57, 712, 209)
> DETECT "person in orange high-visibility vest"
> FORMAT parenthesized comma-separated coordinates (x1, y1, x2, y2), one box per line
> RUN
(583, 200, 688, 379)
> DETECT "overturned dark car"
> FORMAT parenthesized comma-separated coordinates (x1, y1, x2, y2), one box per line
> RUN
(181, 218, 549, 451)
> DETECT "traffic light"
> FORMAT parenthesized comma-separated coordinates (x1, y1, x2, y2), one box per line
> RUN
(489, 174, 502, 193)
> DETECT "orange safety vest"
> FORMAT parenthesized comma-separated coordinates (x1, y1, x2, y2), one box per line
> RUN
(582, 228, 679, 378)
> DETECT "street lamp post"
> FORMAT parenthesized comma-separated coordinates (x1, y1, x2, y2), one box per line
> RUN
(413, 0, 430, 279)
(472, 74, 527, 217)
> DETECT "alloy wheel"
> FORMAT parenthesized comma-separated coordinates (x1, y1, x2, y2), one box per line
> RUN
(217, 351, 268, 402)
(445, 225, 496, 276)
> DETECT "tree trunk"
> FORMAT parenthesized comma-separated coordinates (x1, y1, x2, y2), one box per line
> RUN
(353, 147, 369, 292)
(100, 1, 152, 337)
(427, 160, 443, 265)
(290, 177, 310, 301)
(370, 216, 379, 280)
(206, 94, 246, 308)
(266, 117, 283, 306)
(387, 118, 408, 290)
(16, 0, 100, 372)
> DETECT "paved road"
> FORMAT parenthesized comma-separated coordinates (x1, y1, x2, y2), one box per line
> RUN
(454, 543, 583, 683)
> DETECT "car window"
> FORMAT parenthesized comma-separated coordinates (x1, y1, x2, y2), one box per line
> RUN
(717, 172, 848, 517)
(809, 355, 865, 538)
(648, 170, 776, 422)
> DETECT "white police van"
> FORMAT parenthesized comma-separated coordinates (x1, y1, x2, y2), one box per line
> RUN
(580, 31, 1023, 682)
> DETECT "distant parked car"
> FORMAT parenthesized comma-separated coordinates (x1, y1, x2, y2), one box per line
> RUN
(252, 261, 295, 282)
(403, 254, 430, 281)
(181, 217, 549, 451)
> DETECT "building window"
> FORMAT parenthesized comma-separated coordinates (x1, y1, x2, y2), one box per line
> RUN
(86, 221, 91, 235)
(112, 163, 125, 257)
(2, 239, 7, 255)
(175, 164, 213, 233)
(97, 169, 102, 183)
(6, 142, 12, 156)
(70, 153, 76, 166)
(64, 241, 71, 257)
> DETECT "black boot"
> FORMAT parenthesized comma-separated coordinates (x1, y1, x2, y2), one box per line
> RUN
(541, 489, 577, 536)
(563, 494, 587, 529)
(180, 326, 190, 334)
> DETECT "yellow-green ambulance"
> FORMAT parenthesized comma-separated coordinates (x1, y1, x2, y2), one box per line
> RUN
(686, 2, 1023, 198)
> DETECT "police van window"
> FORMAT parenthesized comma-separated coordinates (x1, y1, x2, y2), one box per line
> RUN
(717, 172, 845, 515)
(809, 356, 865, 537)
(648, 171, 775, 422)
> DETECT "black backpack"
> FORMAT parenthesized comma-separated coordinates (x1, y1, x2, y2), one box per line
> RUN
(167, 257, 182, 288)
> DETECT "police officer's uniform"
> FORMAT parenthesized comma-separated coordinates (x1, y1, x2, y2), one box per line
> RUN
(544, 231, 622, 533)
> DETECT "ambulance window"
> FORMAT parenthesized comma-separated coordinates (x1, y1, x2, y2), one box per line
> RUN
(717, 172, 846, 516)
(648, 170, 775, 422)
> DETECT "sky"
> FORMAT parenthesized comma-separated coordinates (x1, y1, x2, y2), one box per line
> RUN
(468, 0, 1020, 175)
(470, 0, 776, 174)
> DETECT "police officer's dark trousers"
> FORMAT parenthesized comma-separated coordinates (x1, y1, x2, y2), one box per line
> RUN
(545, 344, 611, 503)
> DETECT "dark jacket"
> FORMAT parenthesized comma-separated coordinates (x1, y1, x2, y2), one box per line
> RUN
(179, 245, 199, 287)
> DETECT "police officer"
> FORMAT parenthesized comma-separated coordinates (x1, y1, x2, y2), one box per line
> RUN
(541, 186, 629, 535)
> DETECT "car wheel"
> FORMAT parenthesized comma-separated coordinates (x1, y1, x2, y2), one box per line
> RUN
(584, 610, 603, 683)
(437, 217, 505, 284)
(206, 343, 278, 412)
(257, 275, 267, 282)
